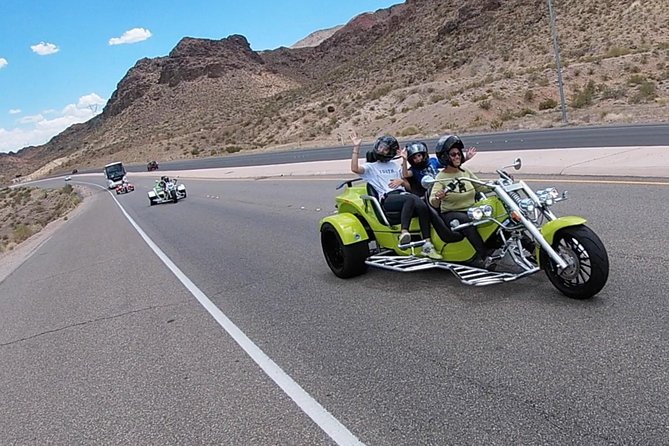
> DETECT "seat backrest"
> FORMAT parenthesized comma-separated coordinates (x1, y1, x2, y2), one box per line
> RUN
(362, 183, 401, 226)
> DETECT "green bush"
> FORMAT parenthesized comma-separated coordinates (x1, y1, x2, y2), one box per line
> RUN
(524, 90, 535, 103)
(539, 98, 558, 110)
(12, 224, 34, 243)
(398, 126, 420, 137)
(628, 74, 646, 86)
(571, 80, 597, 109)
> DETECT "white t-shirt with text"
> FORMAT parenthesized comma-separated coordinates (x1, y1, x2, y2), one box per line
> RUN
(361, 160, 405, 197)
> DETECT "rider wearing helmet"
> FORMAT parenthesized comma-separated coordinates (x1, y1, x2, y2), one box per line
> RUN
(159, 176, 171, 194)
(350, 131, 442, 259)
(401, 138, 476, 197)
(430, 134, 492, 267)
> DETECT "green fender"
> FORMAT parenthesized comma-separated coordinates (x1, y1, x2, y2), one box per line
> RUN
(539, 216, 587, 244)
(320, 214, 370, 245)
(535, 216, 587, 263)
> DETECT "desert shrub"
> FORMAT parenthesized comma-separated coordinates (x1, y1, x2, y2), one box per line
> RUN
(539, 98, 558, 110)
(631, 81, 657, 103)
(627, 74, 646, 85)
(12, 224, 34, 243)
(499, 109, 516, 122)
(429, 94, 445, 104)
(398, 126, 420, 137)
(600, 85, 627, 100)
(524, 90, 535, 103)
(368, 85, 392, 101)
(605, 46, 631, 58)
(190, 148, 200, 156)
(570, 81, 596, 108)
(479, 100, 491, 111)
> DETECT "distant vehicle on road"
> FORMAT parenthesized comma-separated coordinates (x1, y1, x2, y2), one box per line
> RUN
(104, 161, 126, 189)
(64, 176, 71, 181)
(148, 176, 186, 205)
(147, 160, 159, 171)
(115, 179, 135, 194)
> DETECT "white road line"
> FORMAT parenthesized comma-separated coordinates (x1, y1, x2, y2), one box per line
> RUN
(102, 186, 364, 446)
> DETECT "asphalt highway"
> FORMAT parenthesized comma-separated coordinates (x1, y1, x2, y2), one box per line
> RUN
(99, 123, 669, 174)
(1, 174, 668, 445)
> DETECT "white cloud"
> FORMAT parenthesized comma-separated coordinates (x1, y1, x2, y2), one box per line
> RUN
(18, 114, 44, 124)
(0, 93, 106, 153)
(0, 58, 7, 69)
(108, 28, 152, 45)
(30, 42, 60, 56)
(9, 109, 21, 115)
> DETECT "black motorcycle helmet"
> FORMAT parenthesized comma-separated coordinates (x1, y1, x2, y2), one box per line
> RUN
(406, 141, 429, 169)
(373, 135, 399, 162)
(435, 134, 465, 168)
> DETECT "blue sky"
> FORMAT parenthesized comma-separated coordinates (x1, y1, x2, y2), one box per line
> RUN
(0, 0, 398, 153)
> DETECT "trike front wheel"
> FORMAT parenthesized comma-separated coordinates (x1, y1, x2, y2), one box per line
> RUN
(541, 225, 609, 299)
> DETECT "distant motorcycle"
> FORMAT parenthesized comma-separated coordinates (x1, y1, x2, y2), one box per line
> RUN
(148, 177, 186, 205)
(115, 179, 135, 194)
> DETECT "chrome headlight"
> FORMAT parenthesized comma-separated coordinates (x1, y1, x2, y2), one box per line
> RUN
(482, 204, 493, 218)
(467, 207, 484, 221)
(536, 187, 560, 206)
(519, 198, 536, 213)
(467, 205, 493, 221)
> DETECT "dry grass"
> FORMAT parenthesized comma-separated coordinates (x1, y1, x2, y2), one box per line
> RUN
(0, 184, 81, 253)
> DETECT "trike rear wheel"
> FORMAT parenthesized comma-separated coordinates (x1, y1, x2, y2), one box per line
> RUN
(321, 223, 369, 278)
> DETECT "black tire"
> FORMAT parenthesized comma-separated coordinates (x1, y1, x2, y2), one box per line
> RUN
(541, 225, 609, 299)
(149, 198, 155, 206)
(182, 190, 187, 198)
(321, 222, 369, 278)
(171, 190, 178, 203)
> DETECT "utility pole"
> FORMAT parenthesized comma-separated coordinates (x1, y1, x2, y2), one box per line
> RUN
(547, 0, 568, 123)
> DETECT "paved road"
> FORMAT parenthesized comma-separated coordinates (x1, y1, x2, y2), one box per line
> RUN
(2, 174, 668, 444)
(84, 123, 669, 174)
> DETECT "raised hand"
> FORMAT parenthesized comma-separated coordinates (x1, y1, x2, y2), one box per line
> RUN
(465, 146, 477, 161)
(349, 129, 362, 147)
(399, 146, 408, 160)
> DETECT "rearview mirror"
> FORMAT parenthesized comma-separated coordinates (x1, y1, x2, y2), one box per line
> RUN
(502, 158, 522, 171)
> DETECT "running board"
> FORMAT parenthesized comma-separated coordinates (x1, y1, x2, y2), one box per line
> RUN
(366, 255, 539, 286)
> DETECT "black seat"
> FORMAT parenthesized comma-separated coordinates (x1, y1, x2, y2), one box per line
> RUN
(363, 183, 402, 226)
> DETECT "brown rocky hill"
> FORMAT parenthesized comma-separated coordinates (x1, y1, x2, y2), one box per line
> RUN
(3, 0, 669, 184)
(290, 25, 343, 49)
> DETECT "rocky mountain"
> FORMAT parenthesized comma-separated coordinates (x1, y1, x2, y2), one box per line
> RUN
(3, 0, 669, 184)
(291, 25, 344, 49)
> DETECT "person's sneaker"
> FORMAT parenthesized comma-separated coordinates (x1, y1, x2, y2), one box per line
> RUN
(398, 232, 411, 245)
(421, 242, 442, 260)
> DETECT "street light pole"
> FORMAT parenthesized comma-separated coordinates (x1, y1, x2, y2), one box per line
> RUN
(547, 0, 568, 123)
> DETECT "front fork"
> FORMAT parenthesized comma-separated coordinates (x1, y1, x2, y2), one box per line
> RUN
(494, 186, 570, 270)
